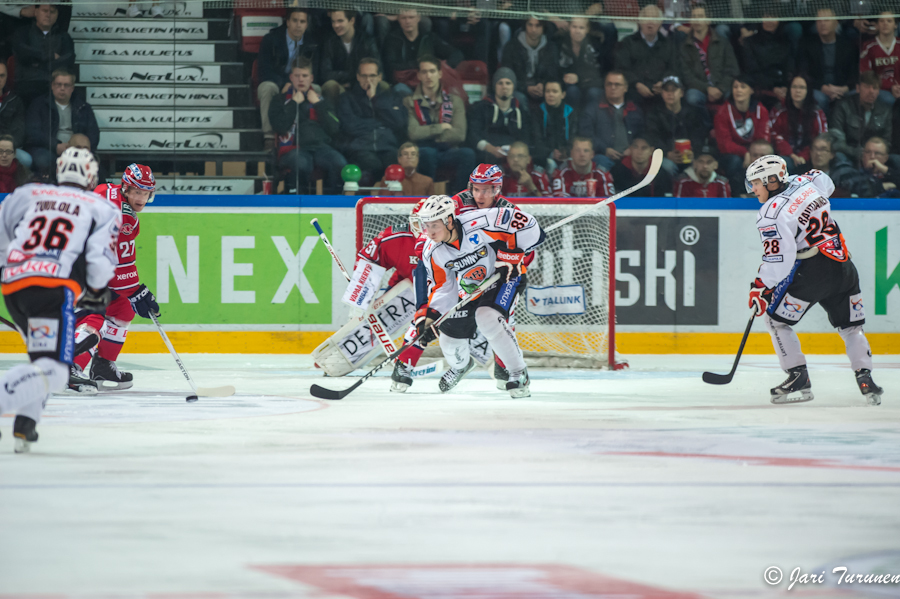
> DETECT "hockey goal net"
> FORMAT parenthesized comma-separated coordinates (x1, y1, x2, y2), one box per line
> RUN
(356, 197, 619, 369)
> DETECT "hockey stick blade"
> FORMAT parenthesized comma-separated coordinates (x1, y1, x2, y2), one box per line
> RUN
(310, 381, 359, 400)
(197, 386, 236, 397)
(702, 308, 757, 385)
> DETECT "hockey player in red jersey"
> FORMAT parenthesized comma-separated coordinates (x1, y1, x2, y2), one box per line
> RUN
(69, 164, 161, 391)
(356, 199, 424, 288)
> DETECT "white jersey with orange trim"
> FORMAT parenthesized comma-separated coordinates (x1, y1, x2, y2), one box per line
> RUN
(0, 183, 121, 296)
(755, 170, 844, 288)
(421, 206, 544, 315)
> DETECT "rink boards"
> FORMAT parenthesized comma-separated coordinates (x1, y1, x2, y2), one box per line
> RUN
(0, 195, 896, 354)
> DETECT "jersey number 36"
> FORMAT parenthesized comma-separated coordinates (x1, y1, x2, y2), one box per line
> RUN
(22, 216, 73, 251)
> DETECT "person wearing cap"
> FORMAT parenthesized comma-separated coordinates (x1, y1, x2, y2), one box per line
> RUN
(466, 67, 531, 164)
(672, 145, 732, 197)
(610, 136, 672, 196)
(500, 16, 559, 102)
(678, 4, 739, 109)
(644, 75, 711, 176)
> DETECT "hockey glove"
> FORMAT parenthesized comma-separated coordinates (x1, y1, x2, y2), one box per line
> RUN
(748, 277, 773, 317)
(78, 286, 112, 313)
(494, 248, 526, 282)
(128, 284, 160, 319)
(413, 306, 441, 345)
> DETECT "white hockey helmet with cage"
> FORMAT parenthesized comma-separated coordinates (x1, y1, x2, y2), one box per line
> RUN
(56, 147, 99, 189)
(745, 155, 788, 193)
(416, 194, 456, 227)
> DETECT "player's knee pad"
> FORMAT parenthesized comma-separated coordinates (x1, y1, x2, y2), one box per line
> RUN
(439, 333, 469, 369)
(33, 358, 69, 393)
(101, 319, 129, 344)
(474, 306, 511, 341)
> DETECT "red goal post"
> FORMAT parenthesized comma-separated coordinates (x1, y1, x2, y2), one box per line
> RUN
(356, 196, 620, 369)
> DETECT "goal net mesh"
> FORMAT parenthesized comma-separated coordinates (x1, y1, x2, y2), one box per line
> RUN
(359, 199, 614, 368)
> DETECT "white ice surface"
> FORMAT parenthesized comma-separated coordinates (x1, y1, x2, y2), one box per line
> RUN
(0, 353, 899, 599)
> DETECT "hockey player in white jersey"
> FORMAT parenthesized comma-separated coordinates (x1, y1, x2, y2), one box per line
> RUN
(0, 148, 121, 452)
(415, 195, 545, 397)
(746, 156, 883, 405)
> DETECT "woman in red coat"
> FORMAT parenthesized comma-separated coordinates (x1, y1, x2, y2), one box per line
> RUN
(769, 75, 828, 166)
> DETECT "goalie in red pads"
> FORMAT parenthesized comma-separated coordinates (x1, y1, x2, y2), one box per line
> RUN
(69, 164, 161, 392)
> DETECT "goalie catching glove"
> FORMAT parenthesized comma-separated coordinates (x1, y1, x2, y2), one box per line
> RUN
(748, 277, 773, 317)
(129, 284, 160, 319)
(413, 306, 441, 345)
(494, 247, 525, 282)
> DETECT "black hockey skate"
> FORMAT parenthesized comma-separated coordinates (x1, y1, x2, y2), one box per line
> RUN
(855, 369, 883, 406)
(439, 357, 476, 393)
(90, 357, 133, 390)
(73, 332, 100, 357)
(67, 363, 99, 395)
(493, 360, 509, 391)
(13, 415, 38, 453)
(506, 369, 531, 398)
(770, 365, 814, 404)
(390, 361, 414, 393)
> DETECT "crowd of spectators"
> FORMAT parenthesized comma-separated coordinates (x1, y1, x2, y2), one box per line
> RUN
(257, 5, 900, 198)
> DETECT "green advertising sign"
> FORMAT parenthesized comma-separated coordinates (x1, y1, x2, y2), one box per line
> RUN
(130, 211, 333, 325)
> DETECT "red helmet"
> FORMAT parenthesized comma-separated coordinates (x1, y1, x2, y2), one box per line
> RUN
(469, 163, 503, 187)
(122, 163, 156, 203)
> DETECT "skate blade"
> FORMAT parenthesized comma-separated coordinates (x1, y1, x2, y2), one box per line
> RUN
(390, 382, 410, 393)
(865, 392, 882, 406)
(771, 389, 815, 404)
(60, 384, 99, 396)
(13, 437, 32, 453)
(508, 388, 531, 398)
(495, 380, 507, 391)
(96, 380, 134, 391)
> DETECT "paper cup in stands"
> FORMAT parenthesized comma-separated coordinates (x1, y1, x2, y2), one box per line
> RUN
(586, 178, 597, 196)
(675, 139, 692, 163)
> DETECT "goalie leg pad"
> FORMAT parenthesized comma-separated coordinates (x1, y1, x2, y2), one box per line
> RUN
(475, 306, 525, 375)
(765, 314, 806, 372)
(838, 325, 873, 372)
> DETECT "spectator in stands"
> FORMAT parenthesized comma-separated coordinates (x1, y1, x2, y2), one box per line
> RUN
(770, 75, 828, 166)
(614, 5, 677, 105)
(403, 56, 474, 192)
(532, 79, 577, 172)
(672, 145, 731, 198)
(467, 67, 531, 164)
(338, 58, 407, 186)
(894, 98, 900, 158)
(0, 61, 29, 168)
(740, 14, 794, 110)
(269, 57, 345, 195)
(610, 136, 672, 197)
(805, 133, 857, 198)
(678, 4, 739, 110)
(502, 140, 551, 197)
(382, 9, 463, 94)
(374, 142, 435, 196)
(257, 8, 318, 152)
(11, 4, 74, 104)
(848, 136, 900, 197)
(0, 134, 30, 193)
(557, 16, 612, 109)
(0, 5, 34, 61)
(644, 75, 710, 176)
(551, 136, 615, 197)
(501, 17, 558, 103)
(714, 74, 792, 194)
(859, 11, 900, 106)
(799, 7, 859, 112)
(24, 69, 99, 177)
(578, 70, 643, 171)
(831, 71, 893, 164)
(321, 10, 380, 102)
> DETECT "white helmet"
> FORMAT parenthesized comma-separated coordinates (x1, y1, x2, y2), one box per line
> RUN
(57, 147, 99, 189)
(745, 155, 788, 193)
(416, 194, 456, 227)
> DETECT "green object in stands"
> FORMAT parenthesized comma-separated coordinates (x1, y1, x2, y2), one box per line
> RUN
(341, 164, 362, 183)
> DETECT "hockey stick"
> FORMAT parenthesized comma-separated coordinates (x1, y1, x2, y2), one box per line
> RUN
(311, 218, 350, 282)
(701, 308, 758, 385)
(0, 314, 17, 331)
(150, 313, 236, 400)
(310, 272, 503, 400)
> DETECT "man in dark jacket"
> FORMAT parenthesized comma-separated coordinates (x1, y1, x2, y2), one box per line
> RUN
(610, 136, 672, 197)
(831, 72, 893, 163)
(0, 61, 29, 168)
(644, 76, 710, 175)
(24, 70, 99, 176)
(11, 4, 75, 103)
(269, 57, 345, 194)
(500, 17, 559, 102)
(382, 9, 462, 89)
(467, 67, 531, 164)
(578, 71, 644, 171)
(531, 79, 577, 171)
(337, 58, 408, 185)
(257, 8, 318, 148)
(320, 10, 380, 102)
(678, 5, 740, 109)
(741, 17, 794, 109)
(798, 7, 859, 112)
(614, 5, 677, 105)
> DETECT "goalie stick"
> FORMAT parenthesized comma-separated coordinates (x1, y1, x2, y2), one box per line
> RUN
(150, 313, 236, 400)
(701, 308, 757, 385)
(309, 149, 664, 400)
(311, 218, 350, 282)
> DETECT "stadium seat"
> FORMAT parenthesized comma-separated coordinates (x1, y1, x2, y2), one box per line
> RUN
(234, 6, 285, 54)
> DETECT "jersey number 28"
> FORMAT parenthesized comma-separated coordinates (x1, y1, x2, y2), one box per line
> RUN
(22, 216, 73, 251)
